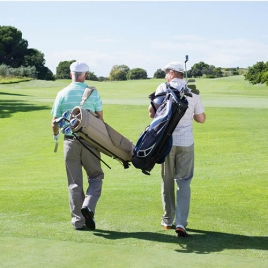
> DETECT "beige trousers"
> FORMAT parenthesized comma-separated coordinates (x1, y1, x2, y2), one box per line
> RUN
(161, 144, 194, 227)
(64, 138, 104, 229)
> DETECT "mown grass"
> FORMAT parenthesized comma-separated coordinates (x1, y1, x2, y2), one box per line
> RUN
(0, 76, 33, 84)
(0, 76, 268, 267)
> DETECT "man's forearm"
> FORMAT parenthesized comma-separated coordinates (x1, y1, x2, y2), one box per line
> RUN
(52, 117, 59, 135)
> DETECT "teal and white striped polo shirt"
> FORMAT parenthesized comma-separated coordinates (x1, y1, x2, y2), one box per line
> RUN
(51, 82, 102, 118)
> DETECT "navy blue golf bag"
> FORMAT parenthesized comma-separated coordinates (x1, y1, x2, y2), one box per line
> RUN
(132, 83, 189, 175)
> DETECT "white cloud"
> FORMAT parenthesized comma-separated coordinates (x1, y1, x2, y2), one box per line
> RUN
(44, 35, 268, 78)
(149, 36, 268, 69)
(47, 50, 115, 76)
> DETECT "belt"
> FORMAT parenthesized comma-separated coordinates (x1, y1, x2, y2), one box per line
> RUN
(64, 135, 75, 140)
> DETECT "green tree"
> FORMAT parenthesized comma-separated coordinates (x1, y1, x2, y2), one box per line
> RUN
(190, 61, 209, 78)
(23, 48, 54, 80)
(213, 67, 223, 78)
(24, 49, 45, 67)
(153, 69, 165, 78)
(0, 64, 8, 77)
(0, 26, 28, 67)
(261, 71, 268, 86)
(86, 71, 98, 81)
(109, 64, 130, 81)
(0, 64, 36, 78)
(56, 60, 75, 79)
(37, 65, 55, 81)
(98, 76, 109, 82)
(127, 68, 147, 80)
(187, 69, 193, 78)
(244, 61, 268, 85)
(0, 25, 54, 80)
(202, 65, 215, 76)
(191, 67, 202, 78)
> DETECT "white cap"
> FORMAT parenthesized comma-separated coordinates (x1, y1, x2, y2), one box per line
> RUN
(162, 61, 184, 73)
(70, 61, 89, 72)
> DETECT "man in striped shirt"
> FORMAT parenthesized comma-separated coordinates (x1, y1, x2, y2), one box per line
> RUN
(148, 61, 206, 237)
(51, 61, 103, 231)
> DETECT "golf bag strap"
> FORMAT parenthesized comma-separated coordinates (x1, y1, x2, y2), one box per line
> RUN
(149, 92, 162, 114)
(149, 83, 174, 103)
(80, 86, 96, 108)
(148, 87, 169, 114)
(150, 101, 157, 113)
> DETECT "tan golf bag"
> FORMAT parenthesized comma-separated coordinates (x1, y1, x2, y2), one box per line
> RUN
(69, 106, 134, 169)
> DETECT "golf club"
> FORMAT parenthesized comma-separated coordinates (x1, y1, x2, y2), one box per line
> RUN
(70, 118, 78, 127)
(179, 55, 190, 99)
(184, 55, 189, 82)
(54, 140, 58, 153)
(61, 124, 71, 135)
(62, 110, 70, 120)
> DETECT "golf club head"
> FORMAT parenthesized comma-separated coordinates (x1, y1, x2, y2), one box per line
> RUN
(64, 126, 72, 135)
(62, 111, 70, 120)
(185, 55, 188, 63)
(70, 118, 78, 127)
(53, 116, 64, 124)
(61, 125, 71, 135)
(188, 78, 195, 83)
(191, 89, 200, 95)
(58, 120, 67, 128)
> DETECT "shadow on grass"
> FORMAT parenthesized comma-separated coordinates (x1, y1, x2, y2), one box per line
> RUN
(0, 92, 28, 97)
(93, 228, 268, 254)
(0, 100, 50, 118)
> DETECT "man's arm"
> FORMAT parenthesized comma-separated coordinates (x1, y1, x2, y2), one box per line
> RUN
(194, 113, 206, 124)
(96, 110, 103, 121)
(52, 116, 59, 135)
(148, 103, 160, 118)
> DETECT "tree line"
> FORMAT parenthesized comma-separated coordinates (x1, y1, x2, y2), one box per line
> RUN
(56, 61, 148, 81)
(1, 25, 267, 86)
(244, 61, 268, 86)
(0, 26, 54, 80)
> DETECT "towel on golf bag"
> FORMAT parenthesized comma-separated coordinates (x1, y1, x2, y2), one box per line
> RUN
(70, 106, 134, 168)
(132, 84, 189, 175)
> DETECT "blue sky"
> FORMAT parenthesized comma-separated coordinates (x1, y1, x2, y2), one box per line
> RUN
(1, 1, 268, 77)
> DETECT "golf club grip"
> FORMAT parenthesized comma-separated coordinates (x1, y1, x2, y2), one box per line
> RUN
(54, 142, 58, 153)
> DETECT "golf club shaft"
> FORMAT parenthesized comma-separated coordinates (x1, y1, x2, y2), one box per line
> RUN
(185, 55, 188, 82)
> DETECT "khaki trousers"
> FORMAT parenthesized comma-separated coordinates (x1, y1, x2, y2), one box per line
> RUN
(161, 144, 194, 227)
(64, 138, 104, 229)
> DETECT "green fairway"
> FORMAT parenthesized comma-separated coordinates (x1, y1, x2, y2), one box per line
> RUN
(0, 76, 268, 267)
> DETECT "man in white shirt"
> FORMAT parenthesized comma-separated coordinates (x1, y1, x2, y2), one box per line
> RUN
(148, 61, 206, 236)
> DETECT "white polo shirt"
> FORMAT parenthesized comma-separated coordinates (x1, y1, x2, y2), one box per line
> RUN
(153, 78, 205, 147)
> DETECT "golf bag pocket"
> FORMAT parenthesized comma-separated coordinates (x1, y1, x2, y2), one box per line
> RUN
(105, 123, 133, 153)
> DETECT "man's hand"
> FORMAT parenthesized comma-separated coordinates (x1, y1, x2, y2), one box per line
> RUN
(53, 132, 60, 141)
